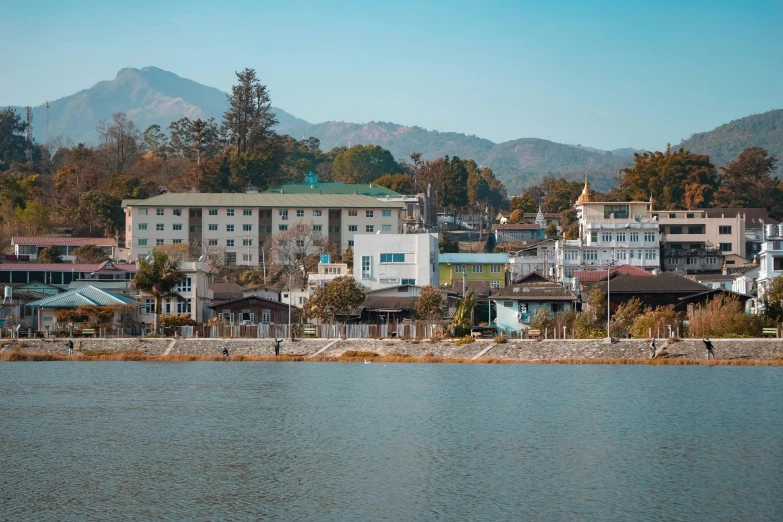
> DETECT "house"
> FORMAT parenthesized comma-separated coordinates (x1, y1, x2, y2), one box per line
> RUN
(0, 284, 51, 329)
(354, 233, 439, 291)
(521, 211, 560, 228)
(507, 239, 557, 281)
(243, 285, 282, 302)
(572, 264, 654, 299)
(653, 208, 746, 265)
(207, 296, 296, 326)
(687, 273, 736, 291)
(134, 259, 214, 327)
(757, 225, 783, 313)
(25, 285, 139, 332)
(0, 260, 136, 288)
(308, 259, 349, 293)
(730, 263, 761, 314)
(210, 282, 246, 303)
(493, 224, 546, 243)
(11, 236, 118, 262)
(491, 273, 578, 334)
(705, 208, 777, 259)
(359, 295, 419, 323)
(438, 253, 509, 292)
(555, 177, 659, 284)
(122, 192, 406, 264)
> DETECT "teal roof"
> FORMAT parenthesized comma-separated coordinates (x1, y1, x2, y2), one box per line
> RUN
(264, 182, 402, 196)
(26, 285, 137, 309)
(439, 253, 510, 264)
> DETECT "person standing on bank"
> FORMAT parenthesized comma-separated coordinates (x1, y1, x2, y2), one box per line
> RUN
(274, 338, 282, 357)
(67, 339, 74, 356)
(649, 338, 657, 359)
(703, 338, 716, 360)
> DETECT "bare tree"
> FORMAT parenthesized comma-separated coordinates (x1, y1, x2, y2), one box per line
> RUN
(265, 222, 326, 283)
(96, 112, 140, 172)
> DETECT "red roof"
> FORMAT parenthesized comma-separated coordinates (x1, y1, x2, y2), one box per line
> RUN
(0, 263, 135, 272)
(12, 236, 117, 247)
(574, 264, 654, 282)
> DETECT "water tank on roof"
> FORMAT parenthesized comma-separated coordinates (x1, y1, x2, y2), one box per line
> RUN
(778, 224, 783, 237)
(766, 224, 776, 238)
(4, 286, 12, 300)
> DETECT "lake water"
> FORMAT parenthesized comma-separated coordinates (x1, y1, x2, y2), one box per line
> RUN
(1, 363, 781, 521)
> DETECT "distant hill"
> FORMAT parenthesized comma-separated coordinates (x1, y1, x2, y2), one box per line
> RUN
(678, 109, 783, 165)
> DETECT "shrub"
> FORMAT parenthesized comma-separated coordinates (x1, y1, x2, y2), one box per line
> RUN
(574, 312, 605, 339)
(688, 294, 768, 338)
(456, 336, 475, 345)
(531, 308, 554, 331)
(429, 335, 443, 344)
(629, 305, 681, 338)
(160, 314, 197, 327)
(611, 297, 643, 338)
(493, 335, 508, 344)
(341, 351, 378, 358)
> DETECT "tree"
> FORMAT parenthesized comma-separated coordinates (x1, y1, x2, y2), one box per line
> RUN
(265, 222, 327, 283)
(72, 244, 109, 264)
(510, 194, 537, 214)
(96, 112, 140, 172)
(415, 286, 446, 320)
(132, 250, 186, 333)
(372, 173, 413, 193)
(439, 235, 459, 254)
(169, 117, 221, 164)
(587, 286, 606, 323)
(222, 68, 278, 154)
(342, 246, 354, 271)
(142, 125, 168, 158)
(36, 245, 63, 263)
(305, 276, 365, 323)
(451, 290, 477, 336)
(152, 243, 194, 263)
(78, 192, 124, 236)
(714, 147, 781, 219)
(13, 202, 50, 234)
(545, 223, 557, 236)
(0, 108, 27, 170)
(332, 144, 403, 184)
(764, 276, 783, 323)
(440, 156, 469, 214)
(610, 297, 643, 338)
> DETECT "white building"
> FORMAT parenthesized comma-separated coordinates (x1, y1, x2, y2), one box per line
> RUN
(507, 239, 557, 281)
(12, 236, 118, 262)
(135, 259, 214, 328)
(555, 178, 659, 284)
(757, 224, 783, 312)
(353, 232, 439, 291)
(122, 193, 405, 266)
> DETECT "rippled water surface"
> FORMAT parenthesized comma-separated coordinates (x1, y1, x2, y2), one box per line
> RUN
(1, 363, 782, 521)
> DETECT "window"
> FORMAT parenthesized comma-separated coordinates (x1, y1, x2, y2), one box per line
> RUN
(144, 299, 154, 314)
(243, 209, 253, 216)
(348, 225, 358, 232)
(490, 264, 501, 273)
(773, 257, 783, 270)
(687, 225, 704, 234)
(156, 239, 165, 246)
(644, 250, 657, 260)
(590, 231, 598, 243)
(630, 232, 639, 242)
(227, 209, 234, 216)
(242, 254, 253, 262)
(503, 301, 513, 308)
(173, 224, 182, 231)
(227, 224, 234, 232)
(616, 232, 626, 242)
(178, 299, 192, 314)
(616, 250, 627, 260)
(644, 232, 656, 242)
(382, 225, 391, 233)
(209, 209, 218, 216)
(380, 253, 405, 263)
(138, 239, 147, 246)
(669, 226, 682, 234)
(366, 210, 374, 218)
(227, 240, 235, 247)
(669, 213, 676, 218)
(178, 277, 192, 293)
(208, 239, 217, 246)
(243, 224, 252, 231)
(603, 205, 629, 219)
(226, 252, 237, 265)
(277, 225, 287, 232)
(173, 209, 182, 216)
(243, 239, 252, 246)
(564, 250, 578, 261)
(472, 264, 483, 273)
(584, 251, 598, 261)
(156, 224, 165, 231)
(138, 209, 148, 216)
(490, 280, 500, 289)
(279, 210, 288, 219)
(686, 213, 694, 218)
(173, 239, 182, 244)
(601, 232, 612, 242)
(720, 243, 732, 252)
(366, 225, 374, 233)
(190, 226, 195, 233)
(138, 223, 147, 230)
(690, 243, 702, 250)
(401, 278, 416, 285)
(454, 264, 465, 273)
(128, 225, 131, 232)
(261, 310, 271, 323)
(348, 240, 354, 247)
(208, 224, 217, 231)
(687, 257, 697, 265)
(156, 208, 164, 216)
(313, 210, 322, 216)
(266, 226, 272, 233)
(382, 210, 391, 217)
(296, 210, 304, 217)
(313, 225, 322, 231)
(361, 256, 372, 279)
(348, 210, 357, 217)
(719, 226, 732, 234)
(165, 301, 171, 314)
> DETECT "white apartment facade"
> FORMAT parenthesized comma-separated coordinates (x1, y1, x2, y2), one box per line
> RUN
(507, 240, 557, 281)
(353, 233, 439, 291)
(122, 193, 405, 266)
(135, 260, 214, 328)
(757, 224, 783, 312)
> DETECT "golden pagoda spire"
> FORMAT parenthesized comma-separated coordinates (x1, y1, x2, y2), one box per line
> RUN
(576, 175, 591, 204)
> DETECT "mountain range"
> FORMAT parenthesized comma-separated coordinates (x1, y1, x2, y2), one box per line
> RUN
(4, 67, 781, 193)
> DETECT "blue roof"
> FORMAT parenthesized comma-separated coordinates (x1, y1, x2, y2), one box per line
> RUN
(26, 285, 137, 309)
(438, 253, 510, 264)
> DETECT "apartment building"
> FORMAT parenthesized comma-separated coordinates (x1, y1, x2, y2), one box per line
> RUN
(555, 179, 659, 284)
(353, 233, 439, 291)
(757, 224, 783, 312)
(122, 193, 405, 265)
(438, 253, 510, 291)
(507, 239, 557, 281)
(136, 260, 214, 328)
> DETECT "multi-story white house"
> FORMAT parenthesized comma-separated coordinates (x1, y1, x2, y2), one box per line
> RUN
(135, 259, 214, 328)
(122, 193, 405, 266)
(555, 179, 659, 284)
(757, 224, 783, 312)
(507, 239, 557, 281)
(353, 233, 439, 291)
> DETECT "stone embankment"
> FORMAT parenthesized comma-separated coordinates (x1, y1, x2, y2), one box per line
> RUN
(3, 337, 783, 361)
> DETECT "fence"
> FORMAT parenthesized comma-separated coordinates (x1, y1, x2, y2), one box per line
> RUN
(175, 322, 449, 339)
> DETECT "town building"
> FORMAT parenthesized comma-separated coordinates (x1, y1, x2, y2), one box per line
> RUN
(209, 282, 246, 303)
(122, 192, 406, 265)
(493, 224, 546, 244)
(491, 273, 578, 335)
(757, 224, 783, 312)
(555, 178, 659, 284)
(11, 237, 118, 262)
(438, 253, 510, 291)
(25, 285, 138, 333)
(208, 296, 294, 326)
(506, 239, 557, 281)
(133, 259, 214, 328)
(706, 208, 777, 260)
(0, 284, 52, 330)
(354, 233, 439, 291)
(0, 260, 136, 287)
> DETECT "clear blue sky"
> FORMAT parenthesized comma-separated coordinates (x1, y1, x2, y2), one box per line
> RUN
(1, 0, 781, 150)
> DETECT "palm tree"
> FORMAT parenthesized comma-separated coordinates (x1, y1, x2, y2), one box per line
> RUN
(132, 250, 186, 333)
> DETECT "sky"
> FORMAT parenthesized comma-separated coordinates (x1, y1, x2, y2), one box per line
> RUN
(1, 0, 781, 150)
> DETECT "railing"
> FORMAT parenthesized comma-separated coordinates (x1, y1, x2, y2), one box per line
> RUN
(178, 322, 449, 339)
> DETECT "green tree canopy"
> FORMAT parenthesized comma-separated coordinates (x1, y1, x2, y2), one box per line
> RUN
(305, 276, 365, 323)
(415, 285, 446, 320)
(714, 147, 781, 219)
(72, 244, 109, 264)
(332, 144, 403, 184)
(372, 173, 413, 193)
(0, 108, 28, 170)
(132, 250, 186, 333)
(440, 156, 469, 211)
(36, 245, 63, 264)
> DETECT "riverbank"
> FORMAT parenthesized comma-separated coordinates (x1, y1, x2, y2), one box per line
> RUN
(2, 337, 782, 364)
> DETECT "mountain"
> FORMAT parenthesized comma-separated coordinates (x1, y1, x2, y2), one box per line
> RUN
(6, 66, 307, 145)
(678, 109, 783, 165)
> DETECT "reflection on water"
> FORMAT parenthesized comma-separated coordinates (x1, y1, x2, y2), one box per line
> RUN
(1, 363, 781, 521)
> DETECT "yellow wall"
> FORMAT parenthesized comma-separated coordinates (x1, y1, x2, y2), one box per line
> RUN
(438, 263, 505, 288)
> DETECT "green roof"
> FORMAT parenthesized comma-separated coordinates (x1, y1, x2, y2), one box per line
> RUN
(122, 193, 406, 209)
(264, 182, 401, 196)
(26, 286, 137, 309)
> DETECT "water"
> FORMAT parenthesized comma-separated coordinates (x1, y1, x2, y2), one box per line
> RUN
(1, 363, 781, 521)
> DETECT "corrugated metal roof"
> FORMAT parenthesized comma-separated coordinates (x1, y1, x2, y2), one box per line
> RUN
(122, 193, 406, 209)
(439, 253, 510, 264)
(362, 296, 418, 311)
(26, 285, 137, 308)
(12, 236, 117, 247)
(0, 263, 135, 272)
(492, 281, 578, 301)
(593, 273, 709, 294)
(265, 183, 401, 196)
(574, 265, 654, 282)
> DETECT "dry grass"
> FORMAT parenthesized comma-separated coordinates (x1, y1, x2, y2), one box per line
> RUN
(2, 349, 783, 366)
